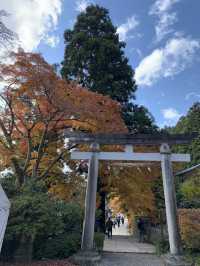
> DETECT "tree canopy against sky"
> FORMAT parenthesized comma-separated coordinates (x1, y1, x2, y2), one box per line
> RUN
(61, 4, 157, 133)
(168, 102, 200, 165)
(61, 5, 136, 104)
(166, 102, 200, 208)
(0, 51, 126, 187)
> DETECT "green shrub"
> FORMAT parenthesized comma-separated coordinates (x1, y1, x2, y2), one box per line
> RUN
(1, 177, 84, 261)
(154, 239, 169, 256)
(33, 203, 83, 259)
(34, 233, 81, 259)
(185, 252, 200, 266)
(94, 232, 105, 251)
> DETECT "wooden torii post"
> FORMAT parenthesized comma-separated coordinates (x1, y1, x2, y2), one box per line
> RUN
(66, 132, 194, 266)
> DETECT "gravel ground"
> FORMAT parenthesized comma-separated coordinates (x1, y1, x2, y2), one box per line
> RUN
(0, 260, 76, 266)
(100, 252, 163, 266)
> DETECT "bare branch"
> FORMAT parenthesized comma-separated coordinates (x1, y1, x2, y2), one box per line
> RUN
(32, 125, 48, 178)
(23, 131, 32, 172)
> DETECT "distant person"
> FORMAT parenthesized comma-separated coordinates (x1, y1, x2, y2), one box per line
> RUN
(116, 215, 121, 227)
(106, 217, 113, 239)
(137, 218, 145, 242)
(113, 218, 116, 229)
(121, 215, 124, 225)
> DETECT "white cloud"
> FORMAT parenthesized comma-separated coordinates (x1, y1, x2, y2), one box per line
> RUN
(75, 0, 91, 12)
(185, 92, 200, 101)
(161, 107, 182, 126)
(162, 107, 181, 120)
(117, 15, 139, 42)
(44, 35, 60, 48)
(135, 37, 200, 86)
(150, 0, 180, 42)
(150, 0, 180, 14)
(155, 13, 177, 42)
(1, 0, 62, 51)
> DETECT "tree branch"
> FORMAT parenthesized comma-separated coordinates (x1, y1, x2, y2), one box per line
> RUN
(39, 144, 76, 180)
(32, 125, 48, 179)
(23, 131, 32, 172)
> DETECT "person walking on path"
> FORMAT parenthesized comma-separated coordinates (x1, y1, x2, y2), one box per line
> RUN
(116, 215, 121, 227)
(113, 218, 116, 229)
(106, 217, 113, 239)
(121, 215, 124, 225)
(137, 218, 145, 242)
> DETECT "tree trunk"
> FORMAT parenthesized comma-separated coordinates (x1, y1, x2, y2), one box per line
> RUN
(11, 158, 25, 186)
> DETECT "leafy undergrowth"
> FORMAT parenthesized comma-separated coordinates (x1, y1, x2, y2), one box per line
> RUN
(0, 259, 77, 266)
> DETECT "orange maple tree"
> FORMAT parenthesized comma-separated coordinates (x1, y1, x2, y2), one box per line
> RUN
(0, 51, 126, 187)
(0, 51, 160, 220)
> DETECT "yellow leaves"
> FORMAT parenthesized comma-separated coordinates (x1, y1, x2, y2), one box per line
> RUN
(68, 119, 97, 132)
(106, 166, 156, 216)
(179, 209, 200, 250)
(109, 197, 122, 214)
(48, 175, 86, 205)
(31, 151, 38, 159)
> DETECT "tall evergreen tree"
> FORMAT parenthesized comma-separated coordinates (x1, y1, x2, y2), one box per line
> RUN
(61, 5, 136, 104)
(169, 102, 200, 165)
(61, 5, 157, 133)
(166, 102, 200, 208)
(122, 103, 158, 133)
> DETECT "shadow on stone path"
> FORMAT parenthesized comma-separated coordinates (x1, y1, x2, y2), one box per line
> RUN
(100, 252, 163, 266)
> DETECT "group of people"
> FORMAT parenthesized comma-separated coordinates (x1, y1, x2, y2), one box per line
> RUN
(105, 215, 147, 242)
(105, 214, 125, 239)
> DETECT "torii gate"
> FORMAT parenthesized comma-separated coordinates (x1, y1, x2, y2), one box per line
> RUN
(66, 132, 194, 266)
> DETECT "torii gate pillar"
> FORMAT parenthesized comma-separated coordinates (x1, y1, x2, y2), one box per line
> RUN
(160, 144, 191, 266)
(160, 143, 181, 255)
(81, 143, 99, 250)
(72, 143, 101, 265)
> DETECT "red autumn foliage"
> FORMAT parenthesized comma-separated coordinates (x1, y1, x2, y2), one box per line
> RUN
(0, 51, 126, 186)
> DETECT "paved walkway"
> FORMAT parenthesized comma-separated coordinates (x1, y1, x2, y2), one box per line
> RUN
(103, 219, 156, 254)
(103, 235, 156, 253)
(100, 252, 163, 266)
(102, 219, 163, 265)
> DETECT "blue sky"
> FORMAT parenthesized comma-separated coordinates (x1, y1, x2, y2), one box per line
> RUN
(1, 0, 200, 128)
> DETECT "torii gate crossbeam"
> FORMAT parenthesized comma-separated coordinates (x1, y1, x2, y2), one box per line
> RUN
(67, 133, 194, 266)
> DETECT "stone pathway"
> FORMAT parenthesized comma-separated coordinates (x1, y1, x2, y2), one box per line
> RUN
(103, 219, 156, 254)
(102, 219, 163, 265)
(112, 219, 130, 236)
(100, 252, 163, 266)
(103, 235, 156, 253)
